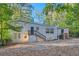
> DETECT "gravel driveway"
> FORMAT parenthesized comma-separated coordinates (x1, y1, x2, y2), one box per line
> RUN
(0, 38, 79, 56)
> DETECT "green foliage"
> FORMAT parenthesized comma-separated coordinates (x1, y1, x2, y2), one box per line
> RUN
(43, 3, 53, 15)
(10, 3, 33, 22)
(0, 4, 13, 45)
(43, 3, 79, 37)
(0, 4, 12, 21)
(0, 3, 33, 45)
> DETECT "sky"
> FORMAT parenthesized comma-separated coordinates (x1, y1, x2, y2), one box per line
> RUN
(32, 3, 46, 12)
(31, 3, 46, 24)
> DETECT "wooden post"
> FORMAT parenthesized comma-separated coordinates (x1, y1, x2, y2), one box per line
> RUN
(63, 28, 69, 40)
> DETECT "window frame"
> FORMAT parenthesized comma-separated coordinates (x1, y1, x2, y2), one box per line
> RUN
(46, 28, 49, 33)
(46, 28, 54, 34)
(50, 28, 54, 33)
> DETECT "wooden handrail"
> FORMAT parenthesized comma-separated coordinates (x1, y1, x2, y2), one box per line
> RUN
(34, 30, 46, 41)
(28, 30, 46, 40)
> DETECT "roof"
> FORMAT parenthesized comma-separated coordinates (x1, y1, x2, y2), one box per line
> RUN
(15, 20, 58, 27)
(8, 20, 61, 28)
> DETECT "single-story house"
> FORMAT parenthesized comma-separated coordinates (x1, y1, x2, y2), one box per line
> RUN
(8, 20, 66, 44)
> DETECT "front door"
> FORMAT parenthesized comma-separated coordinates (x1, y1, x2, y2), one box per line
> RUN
(30, 27, 34, 35)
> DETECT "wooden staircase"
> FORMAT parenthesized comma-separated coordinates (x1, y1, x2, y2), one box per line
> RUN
(28, 30, 46, 41)
(34, 30, 46, 41)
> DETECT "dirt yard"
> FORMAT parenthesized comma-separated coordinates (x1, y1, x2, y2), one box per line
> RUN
(0, 38, 79, 56)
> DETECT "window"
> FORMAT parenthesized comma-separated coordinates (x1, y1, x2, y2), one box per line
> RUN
(36, 27, 39, 31)
(46, 28, 49, 33)
(14, 32, 21, 39)
(14, 33, 17, 39)
(24, 32, 27, 38)
(18, 33, 20, 38)
(50, 28, 54, 33)
(46, 28, 54, 33)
